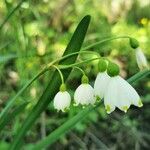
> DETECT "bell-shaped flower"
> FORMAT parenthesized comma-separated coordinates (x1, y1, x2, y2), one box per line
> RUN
(129, 38, 148, 70)
(54, 84, 71, 112)
(74, 75, 95, 105)
(94, 59, 110, 100)
(105, 62, 143, 114)
(94, 72, 110, 100)
(104, 76, 143, 114)
(135, 48, 148, 70)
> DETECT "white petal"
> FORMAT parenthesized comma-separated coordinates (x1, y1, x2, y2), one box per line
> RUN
(74, 84, 95, 105)
(116, 76, 142, 108)
(136, 48, 148, 70)
(104, 77, 118, 114)
(114, 76, 131, 112)
(94, 72, 110, 100)
(54, 91, 71, 111)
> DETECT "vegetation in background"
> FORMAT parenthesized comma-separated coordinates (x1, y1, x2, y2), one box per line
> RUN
(0, 0, 150, 149)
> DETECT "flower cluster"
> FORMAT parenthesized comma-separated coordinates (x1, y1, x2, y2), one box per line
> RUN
(53, 59, 143, 114)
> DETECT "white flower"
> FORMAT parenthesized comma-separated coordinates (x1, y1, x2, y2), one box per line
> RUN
(54, 91, 71, 112)
(74, 84, 95, 105)
(94, 72, 110, 100)
(136, 48, 148, 70)
(104, 76, 143, 114)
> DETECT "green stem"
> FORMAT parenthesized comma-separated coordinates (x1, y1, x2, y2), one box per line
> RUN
(46, 50, 100, 68)
(73, 66, 86, 75)
(127, 69, 150, 84)
(1, 35, 131, 63)
(32, 104, 100, 150)
(82, 35, 131, 50)
(59, 57, 100, 69)
(10, 15, 91, 150)
(0, 69, 47, 120)
(0, 51, 98, 120)
(52, 65, 64, 84)
(0, 0, 26, 30)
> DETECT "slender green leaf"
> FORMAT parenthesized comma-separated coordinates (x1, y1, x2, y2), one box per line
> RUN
(0, 70, 46, 122)
(0, 51, 95, 130)
(34, 105, 100, 150)
(32, 69, 150, 150)
(0, 102, 28, 132)
(0, 54, 17, 63)
(10, 15, 91, 150)
(0, 41, 11, 50)
(0, 0, 26, 30)
(127, 69, 150, 84)
(0, 36, 130, 63)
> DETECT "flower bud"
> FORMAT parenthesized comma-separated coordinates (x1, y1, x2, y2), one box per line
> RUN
(98, 59, 107, 72)
(107, 62, 120, 77)
(135, 48, 149, 70)
(59, 83, 66, 92)
(81, 75, 89, 84)
(129, 38, 139, 49)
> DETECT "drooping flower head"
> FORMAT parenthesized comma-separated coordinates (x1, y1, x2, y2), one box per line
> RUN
(104, 62, 143, 114)
(74, 75, 95, 106)
(54, 84, 71, 112)
(129, 37, 149, 70)
(94, 59, 110, 100)
(135, 48, 149, 70)
(129, 38, 139, 49)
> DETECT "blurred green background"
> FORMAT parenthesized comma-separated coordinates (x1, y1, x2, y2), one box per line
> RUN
(0, 0, 150, 149)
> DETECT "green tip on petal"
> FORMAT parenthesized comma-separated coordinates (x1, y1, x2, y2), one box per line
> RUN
(98, 59, 107, 72)
(138, 100, 143, 107)
(106, 105, 111, 114)
(82, 106, 86, 109)
(95, 95, 101, 102)
(129, 38, 139, 49)
(59, 83, 66, 92)
(81, 75, 89, 84)
(63, 107, 69, 112)
(73, 103, 78, 107)
(122, 106, 128, 113)
(107, 62, 120, 77)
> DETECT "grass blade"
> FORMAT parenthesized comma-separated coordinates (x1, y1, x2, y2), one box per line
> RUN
(32, 69, 150, 150)
(0, 102, 28, 132)
(0, 41, 11, 50)
(10, 15, 91, 150)
(0, 0, 26, 30)
(127, 69, 150, 84)
(0, 70, 46, 123)
(0, 54, 17, 63)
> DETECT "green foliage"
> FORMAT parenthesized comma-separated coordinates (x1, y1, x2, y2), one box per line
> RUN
(10, 15, 91, 150)
(0, 1, 149, 150)
(0, 102, 28, 132)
